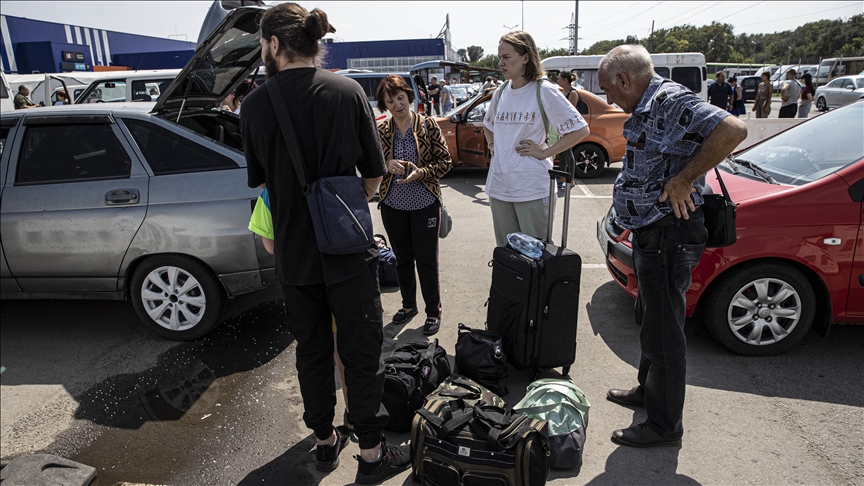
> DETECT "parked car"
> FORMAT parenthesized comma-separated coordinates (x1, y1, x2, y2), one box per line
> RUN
(738, 75, 760, 103)
(814, 75, 864, 111)
(0, 6, 274, 340)
(435, 88, 627, 178)
(597, 101, 864, 356)
(75, 69, 182, 104)
(448, 85, 471, 106)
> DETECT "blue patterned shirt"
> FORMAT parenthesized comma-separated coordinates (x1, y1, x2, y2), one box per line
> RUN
(383, 125, 436, 211)
(613, 74, 730, 230)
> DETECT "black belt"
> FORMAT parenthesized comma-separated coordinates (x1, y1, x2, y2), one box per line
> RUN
(633, 207, 703, 233)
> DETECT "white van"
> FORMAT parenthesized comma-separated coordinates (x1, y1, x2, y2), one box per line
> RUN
(74, 69, 182, 104)
(0, 72, 13, 112)
(814, 57, 864, 88)
(541, 52, 708, 101)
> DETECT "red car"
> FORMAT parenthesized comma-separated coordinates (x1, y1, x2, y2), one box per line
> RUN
(435, 88, 627, 178)
(597, 101, 864, 355)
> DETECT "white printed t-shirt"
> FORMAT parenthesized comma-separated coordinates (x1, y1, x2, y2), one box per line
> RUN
(483, 80, 587, 202)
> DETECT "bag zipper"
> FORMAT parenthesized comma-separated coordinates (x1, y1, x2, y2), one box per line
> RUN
(325, 181, 369, 240)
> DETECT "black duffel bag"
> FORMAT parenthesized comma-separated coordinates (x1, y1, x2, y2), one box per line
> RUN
(382, 339, 451, 432)
(411, 398, 550, 486)
(455, 323, 509, 396)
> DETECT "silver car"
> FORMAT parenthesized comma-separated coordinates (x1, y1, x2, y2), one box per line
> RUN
(0, 6, 274, 340)
(815, 75, 864, 111)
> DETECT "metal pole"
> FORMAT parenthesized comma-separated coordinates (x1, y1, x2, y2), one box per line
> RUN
(522, 0, 524, 31)
(574, 0, 579, 54)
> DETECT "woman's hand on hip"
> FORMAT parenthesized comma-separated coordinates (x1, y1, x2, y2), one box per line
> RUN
(517, 139, 545, 159)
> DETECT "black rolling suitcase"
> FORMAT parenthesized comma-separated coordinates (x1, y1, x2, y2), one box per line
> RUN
(486, 170, 582, 375)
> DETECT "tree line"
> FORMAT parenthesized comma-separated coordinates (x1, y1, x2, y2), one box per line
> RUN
(458, 14, 863, 69)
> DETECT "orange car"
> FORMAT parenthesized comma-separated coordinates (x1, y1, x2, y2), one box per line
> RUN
(435, 88, 627, 178)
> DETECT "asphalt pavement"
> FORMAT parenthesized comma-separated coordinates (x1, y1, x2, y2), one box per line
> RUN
(1, 163, 861, 486)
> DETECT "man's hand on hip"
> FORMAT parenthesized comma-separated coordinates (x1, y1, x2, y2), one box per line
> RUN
(659, 176, 697, 219)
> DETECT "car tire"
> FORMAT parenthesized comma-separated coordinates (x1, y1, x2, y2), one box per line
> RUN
(816, 96, 827, 112)
(130, 255, 225, 340)
(703, 262, 815, 356)
(572, 143, 606, 179)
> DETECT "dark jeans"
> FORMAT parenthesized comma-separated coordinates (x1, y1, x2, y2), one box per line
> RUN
(380, 201, 442, 319)
(778, 104, 797, 118)
(631, 209, 707, 439)
(281, 260, 389, 450)
(559, 147, 576, 178)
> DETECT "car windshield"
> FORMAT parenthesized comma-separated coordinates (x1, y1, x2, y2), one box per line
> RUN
(734, 102, 863, 186)
(451, 87, 467, 95)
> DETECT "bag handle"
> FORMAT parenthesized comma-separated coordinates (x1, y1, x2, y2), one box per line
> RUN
(713, 166, 734, 205)
(265, 76, 310, 194)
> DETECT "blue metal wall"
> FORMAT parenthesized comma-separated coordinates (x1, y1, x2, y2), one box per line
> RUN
(323, 38, 446, 70)
(1, 14, 195, 74)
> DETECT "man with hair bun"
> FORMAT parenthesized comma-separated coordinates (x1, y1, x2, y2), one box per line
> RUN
(599, 44, 747, 448)
(241, 3, 409, 483)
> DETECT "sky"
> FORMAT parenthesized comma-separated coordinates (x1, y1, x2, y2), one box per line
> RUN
(2, 1, 862, 58)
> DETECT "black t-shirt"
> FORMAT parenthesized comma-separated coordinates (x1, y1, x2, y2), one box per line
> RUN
(428, 82, 440, 102)
(707, 81, 732, 108)
(243, 68, 386, 286)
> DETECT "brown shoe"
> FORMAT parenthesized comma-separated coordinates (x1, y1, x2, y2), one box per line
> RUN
(606, 386, 645, 407)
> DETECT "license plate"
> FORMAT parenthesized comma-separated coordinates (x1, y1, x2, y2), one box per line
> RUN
(596, 218, 610, 257)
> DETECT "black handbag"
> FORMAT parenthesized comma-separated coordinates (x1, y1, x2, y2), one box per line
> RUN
(381, 339, 451, 432)
(265, 77, 375, 255)
(455, 323, 509, 396)
(702, 167, 737, 248)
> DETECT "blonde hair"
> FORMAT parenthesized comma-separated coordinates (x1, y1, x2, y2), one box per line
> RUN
(499, 31, 543, 81)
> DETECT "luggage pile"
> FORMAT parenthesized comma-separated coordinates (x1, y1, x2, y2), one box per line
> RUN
(376, 171, 589, 484)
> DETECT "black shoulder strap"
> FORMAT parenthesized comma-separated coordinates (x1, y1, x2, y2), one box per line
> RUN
(265, 76, 310, 194)
(714, 167, 734, 204)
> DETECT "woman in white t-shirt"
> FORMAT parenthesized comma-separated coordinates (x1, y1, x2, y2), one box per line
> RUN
(483, 31, 589, 247)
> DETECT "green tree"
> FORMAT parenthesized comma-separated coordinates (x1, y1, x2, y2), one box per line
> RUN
(539, 47, 571, 59)
(475, 54, 500, 69)
(457, 48, 467, 61)
(466, 45, 485, 63)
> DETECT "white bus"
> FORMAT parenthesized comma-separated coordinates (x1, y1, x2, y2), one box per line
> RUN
(541, 52, 708, 101)
(814, 57, 864, 87)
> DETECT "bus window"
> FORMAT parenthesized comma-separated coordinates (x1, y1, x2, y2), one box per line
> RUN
(671, 67, 701, 93)
(654, 67, 670, 78)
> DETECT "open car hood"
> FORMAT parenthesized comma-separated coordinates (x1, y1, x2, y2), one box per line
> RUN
(152, 5, 268, 115)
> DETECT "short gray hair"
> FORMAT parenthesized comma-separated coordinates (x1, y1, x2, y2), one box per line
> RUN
(598, 44, 654, 85)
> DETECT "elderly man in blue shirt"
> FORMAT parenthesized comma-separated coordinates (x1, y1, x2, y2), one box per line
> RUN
(598, 45, 747, 448)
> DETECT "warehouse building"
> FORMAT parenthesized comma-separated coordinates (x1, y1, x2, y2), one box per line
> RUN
(0, 14, 196, 74)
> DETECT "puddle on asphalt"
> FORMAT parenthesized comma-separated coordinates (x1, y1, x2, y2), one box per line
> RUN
(61, 296, 294, 485)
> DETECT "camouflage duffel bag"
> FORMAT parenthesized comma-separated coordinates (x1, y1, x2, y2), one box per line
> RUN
(425, 374, 506, 408)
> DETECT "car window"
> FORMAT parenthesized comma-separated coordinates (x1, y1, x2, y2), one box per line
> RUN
(654, 67, 670, 79)
(0, 127, 9, 156)
(466, 100, 489, 122)
(827, 79, 840, 88)
(16, 124, 131, 185)
(123, 118, 238, 175)
(131, 80, 171, 102)
(0, 81, 8, 99)
(857, 78, 864, 89)
(86, 80, 127, 103)
(671, 67, 702, 93)
(735, 102, 863, 186)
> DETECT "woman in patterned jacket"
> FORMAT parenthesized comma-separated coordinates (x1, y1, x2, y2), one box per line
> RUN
(375, 74, 452, 335)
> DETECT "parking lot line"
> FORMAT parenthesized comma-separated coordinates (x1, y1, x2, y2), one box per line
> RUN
(575, 179, 594, 197)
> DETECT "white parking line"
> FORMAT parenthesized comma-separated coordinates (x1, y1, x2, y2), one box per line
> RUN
(575, 179, 595, 197)
(571, 195, 613, 199)
(582, 264, 606, 269)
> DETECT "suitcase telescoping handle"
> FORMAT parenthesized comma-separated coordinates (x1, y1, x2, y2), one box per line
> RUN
(547, 169, 573, 248)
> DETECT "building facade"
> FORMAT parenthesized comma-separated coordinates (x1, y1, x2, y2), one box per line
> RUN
(1, 15, 195, 74)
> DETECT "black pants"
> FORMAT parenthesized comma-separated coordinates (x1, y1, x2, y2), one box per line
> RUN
(778, 103, 797, 118)
(281, 260, 388, 450)
(380, 202, 442, 319)
(631, 210, 707, 439)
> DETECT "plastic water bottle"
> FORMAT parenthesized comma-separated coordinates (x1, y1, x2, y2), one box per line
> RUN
(507, 232, 544, 259)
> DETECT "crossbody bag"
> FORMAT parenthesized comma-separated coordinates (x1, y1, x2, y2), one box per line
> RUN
(265, 76, 375, 255)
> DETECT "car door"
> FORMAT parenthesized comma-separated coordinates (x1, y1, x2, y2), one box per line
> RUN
(456, 99, 491, 167)
(838, 78, 857, 106)
(846, 175, 864, 318)
(0, 113, 149, 293)
(742, 77, 759, 101)
(0, 118, 22, 293)
(825, 79, 842, 106)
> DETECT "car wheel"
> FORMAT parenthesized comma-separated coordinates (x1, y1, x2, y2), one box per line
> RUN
(704, 262, 815, 356)
(130, 255, 225, 340)
(572, 143, 607, 179)
(816, 96, 827, 112)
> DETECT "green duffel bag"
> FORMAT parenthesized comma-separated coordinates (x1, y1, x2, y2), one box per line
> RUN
(513, 378, 590, 472)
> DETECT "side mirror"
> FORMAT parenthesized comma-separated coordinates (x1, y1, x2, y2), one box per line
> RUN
(450, 113, 462, 123)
